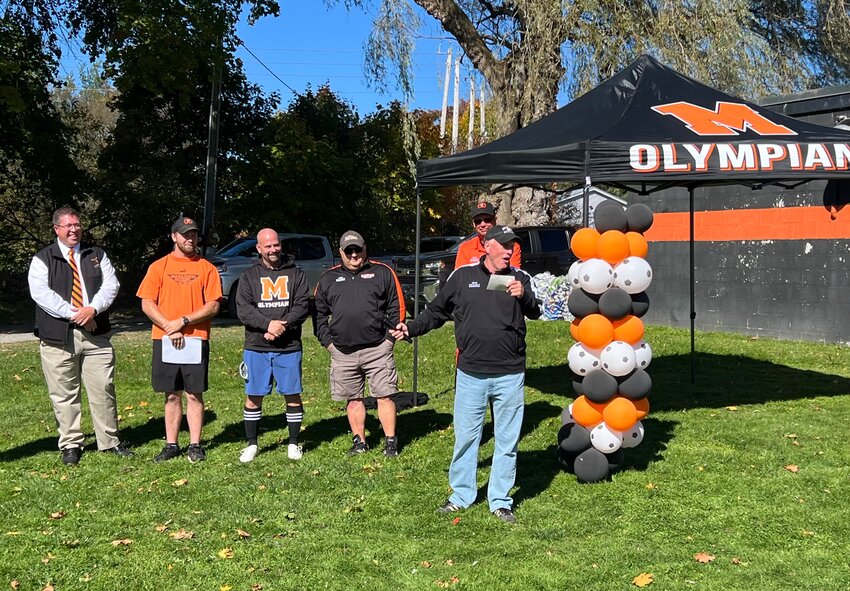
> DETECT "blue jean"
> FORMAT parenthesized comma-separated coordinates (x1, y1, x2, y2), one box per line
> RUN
(449, 369, 525, 512)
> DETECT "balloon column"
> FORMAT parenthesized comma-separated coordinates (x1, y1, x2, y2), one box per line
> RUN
(558, 201, 654, 483)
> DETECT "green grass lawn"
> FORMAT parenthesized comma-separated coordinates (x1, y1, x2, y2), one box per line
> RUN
(1, 321, 849, 591)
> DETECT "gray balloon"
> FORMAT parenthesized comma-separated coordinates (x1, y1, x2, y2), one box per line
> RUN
(618, 369, 652, 400)
(583, 369, 618, 403)
(598, 288, 633, 320)
(626, 203, 654, 233)
(558, 421, 592, 454)
(606, 448, 625, 473)
(572, 376, 585, 396)
(574, 448, 610, 483)
(593, 201, 628, 232)
(568, 288, 600, 318)
(631, 291, 650, 318)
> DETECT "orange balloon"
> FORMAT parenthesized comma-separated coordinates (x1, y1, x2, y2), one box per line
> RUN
(569, 318, 581, 341)
(570, 227, 601, 261)
(634, 397, 650, 420)
(603, 396, 638, 431)
(626, 231, 648, 258)
(572, 395, 605, 427)
(578, 314, 614, 349)
(613, 315, 645, 345)
(597, 230, 630, 265)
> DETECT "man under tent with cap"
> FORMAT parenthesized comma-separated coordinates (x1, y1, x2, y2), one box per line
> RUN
(313, 230, 406, 457)
(392, 225, 540, 524)
(455, 201, 522, 270)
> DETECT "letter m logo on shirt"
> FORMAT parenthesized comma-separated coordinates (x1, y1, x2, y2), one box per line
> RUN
(651, 101, 796, 136)
(260, 276, 289, 301)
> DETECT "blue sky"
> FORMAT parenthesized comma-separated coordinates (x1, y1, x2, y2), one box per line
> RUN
(235, 2, 466, 115)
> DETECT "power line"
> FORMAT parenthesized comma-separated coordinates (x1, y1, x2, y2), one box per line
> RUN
(238, 41, 301, 97)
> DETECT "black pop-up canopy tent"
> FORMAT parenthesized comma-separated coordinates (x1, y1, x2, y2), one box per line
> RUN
(409, 54, 850, 385)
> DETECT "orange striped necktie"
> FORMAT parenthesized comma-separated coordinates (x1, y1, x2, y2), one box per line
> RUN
(68, 249, 84, 308)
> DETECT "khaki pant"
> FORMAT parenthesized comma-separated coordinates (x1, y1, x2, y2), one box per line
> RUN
(39, 329, 120, 450)
(329, 339, 398, 401)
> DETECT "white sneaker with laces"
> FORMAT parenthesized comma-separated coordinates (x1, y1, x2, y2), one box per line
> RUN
(239, 444, 258, 463)
(288, 443, 303, 460)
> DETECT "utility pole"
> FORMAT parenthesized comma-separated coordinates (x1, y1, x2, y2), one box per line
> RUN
(440, 48, 452, 139)
(468, 76, 475, 149)
(202, 43, 223, 256)
(451, 58, 460, 153)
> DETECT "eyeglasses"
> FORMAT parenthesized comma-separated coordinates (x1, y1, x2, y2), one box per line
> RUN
(343, 247, 363, 257)
(55, 223, 82, 230)
(473, 216, 495, 225)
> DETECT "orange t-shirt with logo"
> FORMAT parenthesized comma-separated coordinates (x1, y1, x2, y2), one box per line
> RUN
(136, 253, 222, 340)
(454, 236, 522, 269)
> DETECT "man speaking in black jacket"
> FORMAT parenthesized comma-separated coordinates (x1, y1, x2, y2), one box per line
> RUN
(235, 228, 310, 463)
(314, 230, 406, 458)
(392, 225, 541, 524)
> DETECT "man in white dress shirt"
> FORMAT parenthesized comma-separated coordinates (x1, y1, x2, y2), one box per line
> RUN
(28, 206, 132, 465)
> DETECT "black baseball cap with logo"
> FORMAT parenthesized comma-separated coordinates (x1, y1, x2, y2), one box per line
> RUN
(339, 230, 365, 250)
(485, 225, 518, 245)
(471, 201, 496, 218)
(172, 215, 199, 234)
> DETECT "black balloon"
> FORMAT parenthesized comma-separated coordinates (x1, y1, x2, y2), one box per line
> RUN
(557, 448, 578, 473)
(618, 369, 652, 400)
(574, 448, 610, 483)
(594, 201, 628, 232)
(568, 288, 600, 318)
(561, 405, 573, 425)
(572, 376, 585, 396)
(631, 291, 650, 318)
(558, 421, 592, 454)
(583, 369, 618, 403)
(598, 288, 632, 320)
(606, 448, 625, 474)
(626, 203, 654, 233)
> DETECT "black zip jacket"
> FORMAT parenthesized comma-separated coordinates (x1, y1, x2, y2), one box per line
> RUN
(406, 257, 541, 374)
(314, 260, 405, 353)
(236, 255, 310, 352)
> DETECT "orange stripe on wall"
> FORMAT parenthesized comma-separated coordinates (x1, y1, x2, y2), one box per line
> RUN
(644, 206, 850, 242)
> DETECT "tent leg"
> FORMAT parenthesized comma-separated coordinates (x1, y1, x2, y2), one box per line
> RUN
(413, 186, 422, 404)
(689, 186, 696, 384)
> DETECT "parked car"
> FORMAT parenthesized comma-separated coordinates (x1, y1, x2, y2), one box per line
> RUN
(207, 233, 336, 316)
(394, 226, 578, 312)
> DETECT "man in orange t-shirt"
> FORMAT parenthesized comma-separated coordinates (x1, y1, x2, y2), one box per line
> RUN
(137, 215, 222, 463)
(454, 201, 521, 270)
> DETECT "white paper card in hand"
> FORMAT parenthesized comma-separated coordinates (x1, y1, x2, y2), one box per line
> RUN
(486, 274, 512, 292)
(162, 336, 202, 364)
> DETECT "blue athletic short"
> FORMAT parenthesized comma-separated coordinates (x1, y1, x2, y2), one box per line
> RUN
(242, 350, 303, 396)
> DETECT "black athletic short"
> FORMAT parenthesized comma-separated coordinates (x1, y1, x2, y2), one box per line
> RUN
(151, 339, 211, 394)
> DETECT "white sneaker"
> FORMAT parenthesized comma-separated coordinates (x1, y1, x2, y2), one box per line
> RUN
(239, 444, 258, 463)
(287, 443, 303, 460)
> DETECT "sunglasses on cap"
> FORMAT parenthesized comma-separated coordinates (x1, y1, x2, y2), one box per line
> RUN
(343, 246, 363, 256)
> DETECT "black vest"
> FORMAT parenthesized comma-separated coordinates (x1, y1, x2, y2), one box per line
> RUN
(33, 242, 112, 345)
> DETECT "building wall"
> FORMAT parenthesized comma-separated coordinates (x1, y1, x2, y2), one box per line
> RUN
(631, 100, 850, 343)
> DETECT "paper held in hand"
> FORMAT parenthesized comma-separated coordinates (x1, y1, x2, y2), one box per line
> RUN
(161, 336, 202, 364)
(486, 274, 512, 292)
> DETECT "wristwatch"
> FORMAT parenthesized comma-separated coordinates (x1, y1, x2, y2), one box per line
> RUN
(182, 316, 190, 326)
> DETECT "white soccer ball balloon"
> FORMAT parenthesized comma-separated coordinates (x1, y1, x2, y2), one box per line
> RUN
(578, 258, 614, 294)
(567, 260, 582, 289)
(567, 342, 602, 375)
(633, 340, 653, 369)
(622, 421, 645, 448)
(613, 257, 653, 294)
(600, 340, 637, 377)
(590, 422, 623, 453)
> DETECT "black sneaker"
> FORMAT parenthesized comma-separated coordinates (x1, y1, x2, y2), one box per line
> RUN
(383, 436, 399, 458)
(153, 444, 182, 463)
(102, 443, 134, 458)
(493, 508, 516, 524)
(186, 444, 206, 463)
(347, 435, 369, 456)
(436, 500, 462, 513)
(61, 447, 82, 466)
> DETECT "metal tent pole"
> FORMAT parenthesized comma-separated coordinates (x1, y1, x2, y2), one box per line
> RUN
(689, 186, 696, 384)
(413, 186, 422, 403)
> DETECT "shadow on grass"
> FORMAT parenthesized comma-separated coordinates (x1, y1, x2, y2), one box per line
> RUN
(0, 410, 219, 462)
(525, 353, 850, 411)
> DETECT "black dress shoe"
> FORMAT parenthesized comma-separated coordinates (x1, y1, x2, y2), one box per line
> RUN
(102, 443, 134, 458)
(61, 447, 82, 466)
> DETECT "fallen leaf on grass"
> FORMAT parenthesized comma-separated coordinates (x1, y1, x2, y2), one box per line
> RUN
(219, 586, 232, 591)
(725, 406, 738, 411)
(10, 581, 20, 590)
(445, 560, 454, 566)
(783, 465, 800, 473)
(801, 530, 815, 537)
(168, 529, 194, 540)
(41, 553, 54, 564)
(155, 524, 169, 533)
(172, 478, 189, 487)
(49, 511, 66, 520)
(420, 561, 432, 568)
(41, 585, 54, 591)
(694, 552, 715, 563)
(111, 539, 133, 546)
(236, 529, 251, 539)
(645, 483, 656, 490)
(218, 548, 234, 559)
(731, 557, 742, 565)
(633, 572, 654, 587)
(451, 517, 461, 525)
(250, 585, 263, 591)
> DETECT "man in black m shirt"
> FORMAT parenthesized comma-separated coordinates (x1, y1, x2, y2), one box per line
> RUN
(236, 228, 310, 462)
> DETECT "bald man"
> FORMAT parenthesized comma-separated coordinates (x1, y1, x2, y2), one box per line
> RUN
(235, 228, 311, 463)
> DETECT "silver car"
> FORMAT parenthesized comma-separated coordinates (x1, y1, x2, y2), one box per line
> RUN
(206, 233, 336, 316)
